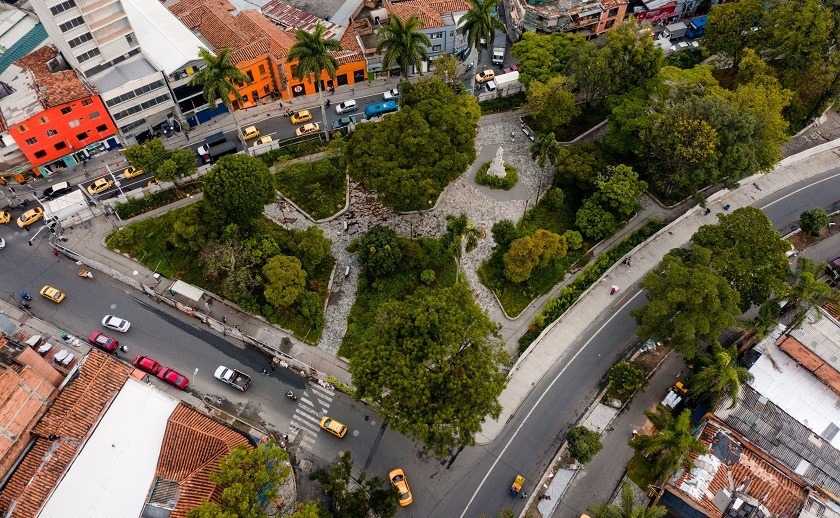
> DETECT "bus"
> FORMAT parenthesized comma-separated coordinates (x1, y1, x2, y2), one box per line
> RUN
(364, 99, 399, 120)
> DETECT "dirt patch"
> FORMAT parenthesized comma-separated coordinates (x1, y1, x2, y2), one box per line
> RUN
(787, 212, 840, 251)
(634, 344, 672, 374)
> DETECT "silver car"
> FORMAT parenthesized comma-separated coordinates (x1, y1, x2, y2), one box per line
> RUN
(102, 315, 131, 333)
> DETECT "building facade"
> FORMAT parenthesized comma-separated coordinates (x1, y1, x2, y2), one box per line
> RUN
(512, 0, 630, 37)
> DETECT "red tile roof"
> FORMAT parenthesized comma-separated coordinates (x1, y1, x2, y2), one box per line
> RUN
(777, 334, 840, 395)
(667, 417, 808, 518)
(386, 0, 473, 28)
(0, 350, 132, 518)
(15, 45, 93, 109)
(261, 0, 341, 38)
(157, 405, 251, 518)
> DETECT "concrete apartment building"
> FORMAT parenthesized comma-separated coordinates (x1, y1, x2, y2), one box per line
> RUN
(509, 0, 629, 37)
(28, 0, 206, 144)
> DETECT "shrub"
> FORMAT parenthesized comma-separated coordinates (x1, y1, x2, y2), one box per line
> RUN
(476, 162, 518, 190)
(114, 182, 202, 219)
(605, 361, 648, 404)
(563, 230, 583, 250)
(358, 225, 402, 277)
(420, 269, 436, 285)
(479, 92, 526, 114)
(566, 426, 602, 464)
(799, 208, 829, 237)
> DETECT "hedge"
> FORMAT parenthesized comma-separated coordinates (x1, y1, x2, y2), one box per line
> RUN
(518, 219, 663, 353)
(479, 92, 526, 114)
(114, 181, 203, 219)
(475, 161, 518, 190)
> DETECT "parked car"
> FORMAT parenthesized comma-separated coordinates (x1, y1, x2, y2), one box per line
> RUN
(86, 178, 113, 195)
(88, 331, 119, 353)
(475, 69, 495, 83)
(389, 469, 413, 506)
(0, 210, 10, 224)
(157, 366, 189, 390)
(332, 116, 356, 130)
(102, 315, 131, 333)
(16, 207, 44, 228)
(296, 123, 320, 136)
(335, 99, 357, 114)
(319, 416, 348, 438)
(383, 88, 399, 100)
(123, 166, 144, 179)
(42, 181, 72, 199)
(133, 355, 162, 375)
(39, 285, 66, 304)
(253, 135, 273, 146)
(243, 126, 261, 140)
(290, 110, 312, 124)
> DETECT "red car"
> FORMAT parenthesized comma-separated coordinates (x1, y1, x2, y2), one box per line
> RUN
(132, 355, 162, 376)
(157, 367, 189, 390)
(88, 331, 119, 353)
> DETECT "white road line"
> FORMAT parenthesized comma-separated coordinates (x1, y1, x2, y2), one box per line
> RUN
(292, 415, 321, 432)
(759, 172, 840, 209)
(316, 397, 332, 407)
(296, 405, 324, 419)
(458, 290, 646, 518)
(300, 396, 318, 408)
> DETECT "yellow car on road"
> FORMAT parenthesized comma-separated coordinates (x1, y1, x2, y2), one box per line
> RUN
(123, 166, 144, 179)
(253, 135, 273, 147)
(40, 285, 66, 304)
(389, 469, 413, 506)
(475, 69, 496, 83)
(319, 416, 347, 438)
(87, 178, 113, 195)
(296, 123, 320, 136)
(16, 207, 44, 228)
(0, 210, 10, 224)
(290, 110, 312, 124)
(243, 126, 261, 140)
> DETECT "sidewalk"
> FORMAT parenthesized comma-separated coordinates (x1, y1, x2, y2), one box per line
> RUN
(477, 135, 840, 445)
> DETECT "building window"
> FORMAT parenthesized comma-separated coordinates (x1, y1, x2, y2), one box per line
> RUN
(241, 93, 249, 103)
(34, 150, 47, 158)
(246, 70, 254, 82)
(59, 16, 84, 32)
(96, 124, 109, 132)
(105, 80, 165, 107)
(60, 106, 72, 115)
(68, 32, 92, 48)
(82, 98, 93, 106)
(25, 137, 37, 145)
(50, 0, 77, 15)
(111, 93, 172, 120)
(76, 132, 88, 141)
(605, 19, 616, 29)
(76, 48, 101, 63)
(608, 7, 619, 16)
(69, 120, 80, 128)
(46, 129, 58, 136)
(432, 45, 442, 51)
(258, 64, 266, 75)
(39, 116, 49, 124)
(55, 142, 67, 150)
(90, 111, 100, 119)
(430, 32, 444, 39)
(17, 124, 27, 132)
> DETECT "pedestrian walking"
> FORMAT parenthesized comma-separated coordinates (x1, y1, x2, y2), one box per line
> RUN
(351, 86, 355, 95)
(185, 131, 190, 141)
(610, 285, 619, 295)
(632, 429, 638, 438)
(704, 208, 711, 215)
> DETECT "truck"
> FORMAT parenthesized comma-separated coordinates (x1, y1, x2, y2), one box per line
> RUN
(661, 21, 687, 40)
(214, 365, 252, 391)
(490, 71, 521, 92)
(492, 47, 505, 66)
(685, 15, 708, 39)
(364, 99, 399, 120)
(197, 132, 237, 164)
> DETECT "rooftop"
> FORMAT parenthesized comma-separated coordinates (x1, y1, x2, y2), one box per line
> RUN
(776, 307, 840, 394)
(14, 45, 91, 108)
(260, 0, 341, 38)
(385, 0, 473, 28)
(88, 57, 160, 93)
(666, 417, 808, 518)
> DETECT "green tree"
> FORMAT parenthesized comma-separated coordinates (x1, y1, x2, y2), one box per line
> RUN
(785, 257, 840, 318)
(511, 31, 586, 87)
(458, 0, 507, 59)
(566, 426, 603, 464)
(291, 225, 332, 271)
(350, 283, 508, 456)
(632, 247, 741, 359)
(567, 41, 612, 106)
(288, 501, 322, 518)
(692, 207, 790, 311)
(263, 255, 306, 308)
(358, 225, 402, 276)
(504, 230, 566, 282)
(599, 19, 663, 95)
(526, 75, 580, 133)
(186, 441, 290, 518)
(531, 132, 560, 182)
(377, 14, 430, 78)
(762, 0, 834, 74)
(309, 452, 397, 518)
(605, 361, 648, 404)
(432, 53, 459, 83)
(162, 148, 198, 184)
(563, 230, 583, 250)
(122, 138, 170, 177)
(575, 198, 617, 241)
(189, 47, 251, 146)
(544, 187, 565, 211)
(688, 343, 753, 409)
(491, 220, 519, 250)
(203, 154, 275, 226)
(595, 165, 648, 218)
(288, 24, 342, 142)
(297, 291, 325, 331)
(632, 407, 708, 482)
(702, 0, 765, 74)
(799, 208, 830, 236)
(442, 213, 482, 281)
(588, 482, 667, 518)
(553, 142, 607, 192)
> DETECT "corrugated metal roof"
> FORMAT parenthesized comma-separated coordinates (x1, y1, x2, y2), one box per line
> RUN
(89, 57, 159, 92)
(122, 0, 209, 74)
(0, 23, 47, 75)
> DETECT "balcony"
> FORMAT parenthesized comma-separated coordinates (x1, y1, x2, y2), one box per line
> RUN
(97, 25, 133, 46)
(87, 11, 127, 32)
(78, 0, 119, 15)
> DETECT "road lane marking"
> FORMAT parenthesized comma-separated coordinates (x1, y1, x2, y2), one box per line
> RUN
(458, 290, 647, 518)
(759, 171, 840, 209)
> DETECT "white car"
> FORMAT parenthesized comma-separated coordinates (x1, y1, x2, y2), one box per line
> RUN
(383, 88, 399, 100)
(102, 315, 131, 333)
(0, 237, 5, 249)
(335, 99, 357, 114)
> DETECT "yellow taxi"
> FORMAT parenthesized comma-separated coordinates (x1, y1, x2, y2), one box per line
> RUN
(0, 210, 10, 224)
(243, 126, 261, 140)
(87, 177, 113, 195)
(16, 207, 44, 228)
(389, 469, 413, 506)
(319, 416, 347, 438)
(290, 110, 312, 124)
(296, 123, 320, 136)
(123, 166, 144, 179)
(253, 135, 273, 147)
(40, 285, 66, 304)
(475, 69, 496, 83)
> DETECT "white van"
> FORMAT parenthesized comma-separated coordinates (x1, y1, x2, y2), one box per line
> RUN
(335, 99, 357, 115)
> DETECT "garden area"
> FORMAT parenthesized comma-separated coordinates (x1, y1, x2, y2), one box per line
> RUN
(274, 156, 346, 220)
(107, 154, 333, 342)
(114, 181, 203, 219)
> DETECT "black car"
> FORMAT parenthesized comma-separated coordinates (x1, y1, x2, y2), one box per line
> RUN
(332, 116, 357, 130)
(42, 181, 72, 199)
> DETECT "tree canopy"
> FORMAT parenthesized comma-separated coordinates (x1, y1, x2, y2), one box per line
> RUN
(122, 138, 196, 183)
(203, 154, 275, 226)
(526, 75, 579, 133)
(376, 14, 430, 77)
(309, 452, 397, 518)
(263, 254, 306, 308)
(458, 0, 507, 55)
(688, 343, 753, 409)
(588, 482, 667, 518)
(510, 32, 585, 87)
(358, 225, 403, 277)
(632, 407, 708, 482)
(349, 283, 508, 456)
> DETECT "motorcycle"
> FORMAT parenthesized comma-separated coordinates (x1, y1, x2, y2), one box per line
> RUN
(286, 390, 298, 401)
(20, 291, 32, 301)
(19, 300, 31, 309)
(466, 61, 475, 71)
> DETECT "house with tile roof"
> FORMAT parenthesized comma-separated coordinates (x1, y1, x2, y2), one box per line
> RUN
(0, 349, 253, 518)
(507, 0, 629, 38)
(3, 45, 119, 177)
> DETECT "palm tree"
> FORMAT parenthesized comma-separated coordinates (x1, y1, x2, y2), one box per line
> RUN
(376, 14, 430, 79)
(288, 24, 342, 142)
(588, 482, 667, 518)
(189, 47, 252, 147)
(632, 406, 708, 483)
(688, 343, 753, 409)
(531, 132, 559, 199)
(442, 213, 482, 282)
(458, 0, 507, 61)
(786, 257, 840, 320)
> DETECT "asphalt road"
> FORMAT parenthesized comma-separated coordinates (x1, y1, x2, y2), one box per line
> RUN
(2, 162, 838, 516)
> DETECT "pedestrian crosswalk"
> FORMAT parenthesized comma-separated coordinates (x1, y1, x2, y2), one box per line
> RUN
(289, 383, 334, 450)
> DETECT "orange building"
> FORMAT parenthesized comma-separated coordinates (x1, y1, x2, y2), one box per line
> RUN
(7, 46, 119, 177)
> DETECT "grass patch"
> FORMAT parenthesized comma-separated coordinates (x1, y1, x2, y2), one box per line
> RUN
(475, 161, 518, 190)
(275, 157, 346, 220)
(626, 452, 659, 491)
(479, 92, 526, 114)
(106, 205, 333, 343)
(339, 237, 457, 359)
(257, 140, 328, 168)
(114, 181, 203, 219)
